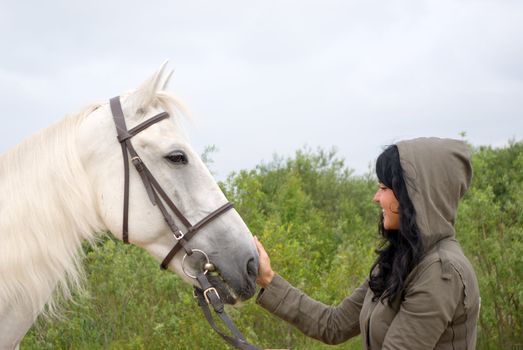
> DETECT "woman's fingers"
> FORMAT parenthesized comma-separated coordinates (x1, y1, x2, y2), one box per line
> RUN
(254, 236, 267, 256)
(254, 236, 275, 287)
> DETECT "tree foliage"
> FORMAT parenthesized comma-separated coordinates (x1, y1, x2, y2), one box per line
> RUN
(23, 142, 523, 349)
(457, 141, 523, 349)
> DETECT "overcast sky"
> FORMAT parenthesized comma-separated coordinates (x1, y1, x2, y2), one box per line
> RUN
(1, 0, 522, 180)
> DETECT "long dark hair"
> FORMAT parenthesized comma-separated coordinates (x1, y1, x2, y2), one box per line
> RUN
(369, 145, 424, 304)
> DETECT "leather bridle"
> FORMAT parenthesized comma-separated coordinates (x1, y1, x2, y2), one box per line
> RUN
(110, 96, 234, 267)
(109, 96, 260, 350)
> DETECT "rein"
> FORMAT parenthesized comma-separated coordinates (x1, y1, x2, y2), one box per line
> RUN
(109, 96, 261, 350)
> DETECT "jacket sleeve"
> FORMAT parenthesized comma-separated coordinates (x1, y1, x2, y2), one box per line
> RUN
(382, 261, 464, 350)
(256, 274, 367, 345)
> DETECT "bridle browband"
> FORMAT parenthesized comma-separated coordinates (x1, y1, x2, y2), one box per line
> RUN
(109, 96, 261, 350)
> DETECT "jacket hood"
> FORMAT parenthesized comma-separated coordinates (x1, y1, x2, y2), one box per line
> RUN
(396, 137, 472, 250)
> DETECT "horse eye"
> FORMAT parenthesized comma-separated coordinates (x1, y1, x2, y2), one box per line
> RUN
(165, 151, 188, 165)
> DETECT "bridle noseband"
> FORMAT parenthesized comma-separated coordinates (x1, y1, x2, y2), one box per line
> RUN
(109, 96, 260, 350)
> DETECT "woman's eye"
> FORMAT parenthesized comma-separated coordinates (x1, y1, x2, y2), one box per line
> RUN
(165, 151, 188, 164)
(378, 184, 388, 191)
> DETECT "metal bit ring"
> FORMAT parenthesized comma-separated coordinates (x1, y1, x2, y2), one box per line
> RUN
(181, 249, 211, 279)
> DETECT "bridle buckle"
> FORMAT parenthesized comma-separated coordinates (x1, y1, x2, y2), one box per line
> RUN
(204, 287, 220, 304)
(173, 229, 185, 240)
(131, 156, 145, 172)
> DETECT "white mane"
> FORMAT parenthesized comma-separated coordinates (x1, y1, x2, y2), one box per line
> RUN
(0, 78, 187, 317)
(0, 104, 104, 316)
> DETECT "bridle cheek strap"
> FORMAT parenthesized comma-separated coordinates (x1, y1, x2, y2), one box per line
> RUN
(111, 97, 168, 242)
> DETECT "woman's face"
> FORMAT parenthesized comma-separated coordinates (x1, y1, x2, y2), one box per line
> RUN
(373, 183, 400, 230)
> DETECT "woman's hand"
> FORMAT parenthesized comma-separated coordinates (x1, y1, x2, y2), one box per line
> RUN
(254, 236, 275, 288)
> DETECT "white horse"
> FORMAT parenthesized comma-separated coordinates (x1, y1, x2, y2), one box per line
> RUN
(0, 64, 259, 349)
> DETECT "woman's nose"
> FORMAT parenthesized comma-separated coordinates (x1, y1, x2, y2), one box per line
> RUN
(373, 191, 380, 203)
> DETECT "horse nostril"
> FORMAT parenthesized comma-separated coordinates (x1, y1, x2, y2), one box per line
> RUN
(247, 257, 258, 279)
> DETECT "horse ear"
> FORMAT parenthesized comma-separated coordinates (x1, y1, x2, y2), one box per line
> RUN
(160, 69, 174, 90)
(133, 61, 170, 110)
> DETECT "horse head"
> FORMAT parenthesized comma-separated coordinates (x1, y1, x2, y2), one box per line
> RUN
(77, 63, 258, 304)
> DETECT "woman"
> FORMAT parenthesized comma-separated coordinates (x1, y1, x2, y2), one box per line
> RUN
(254, 137, 480, 349)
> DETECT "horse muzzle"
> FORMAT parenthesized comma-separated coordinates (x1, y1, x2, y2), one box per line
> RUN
(182, 248, 258, 304)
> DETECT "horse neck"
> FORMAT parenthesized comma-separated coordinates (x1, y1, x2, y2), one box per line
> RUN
(0, 111, 103, 315)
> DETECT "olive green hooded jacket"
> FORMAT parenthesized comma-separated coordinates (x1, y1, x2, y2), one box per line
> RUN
(256, 138, 480, 349)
